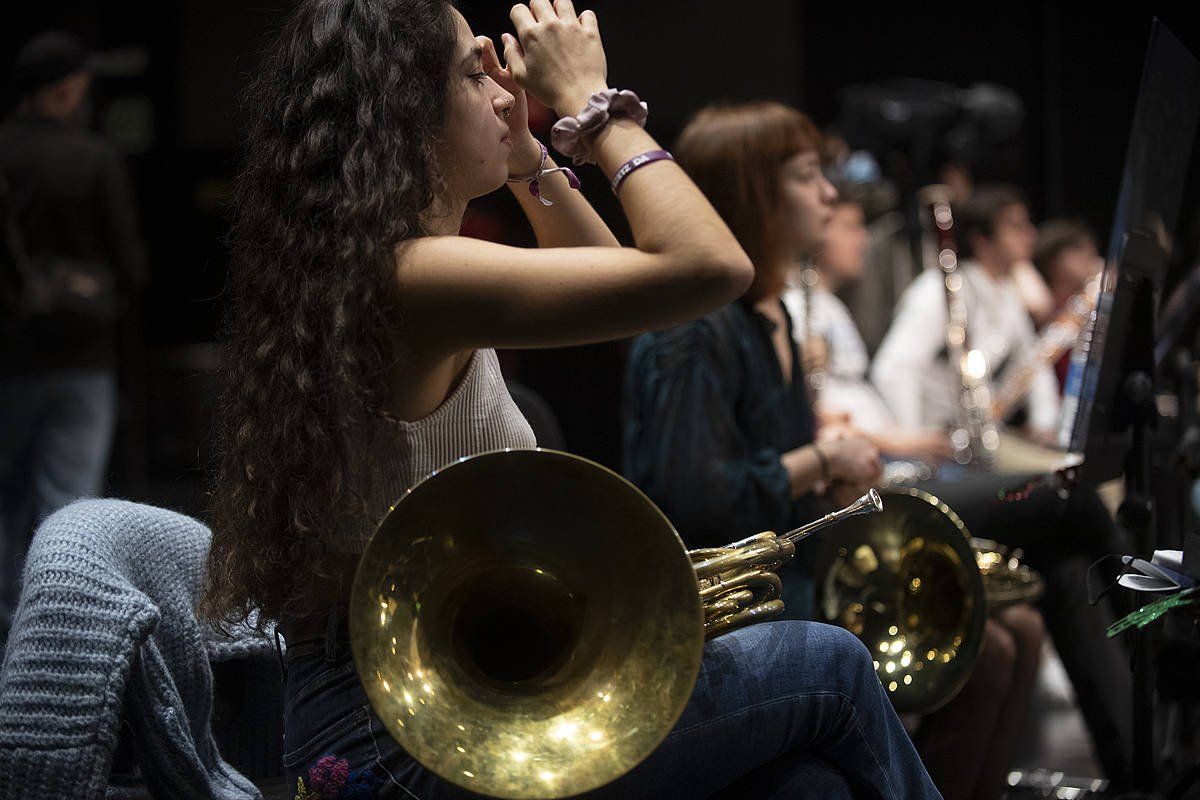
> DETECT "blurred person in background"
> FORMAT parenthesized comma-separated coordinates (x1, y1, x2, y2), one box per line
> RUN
(1032, 219, 1103, 387)
(0, 31, 146, 651)
(836, 151, 1054, 349)
(1033, 219, 1102, 310)
(782, 178, 952, 465)
(870, 185, 1057, 440)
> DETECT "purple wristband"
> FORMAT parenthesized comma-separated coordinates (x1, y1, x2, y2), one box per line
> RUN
(610, 149, 674, 194)
(551, 89, 649, 166)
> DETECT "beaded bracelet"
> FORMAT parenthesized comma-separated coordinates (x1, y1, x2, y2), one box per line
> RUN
(506, 140, 581, 207)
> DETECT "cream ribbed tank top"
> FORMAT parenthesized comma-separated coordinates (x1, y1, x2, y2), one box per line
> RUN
(342, 348, 537, 552)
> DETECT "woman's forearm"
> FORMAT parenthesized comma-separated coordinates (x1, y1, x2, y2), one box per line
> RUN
(507, 151, 620, 248)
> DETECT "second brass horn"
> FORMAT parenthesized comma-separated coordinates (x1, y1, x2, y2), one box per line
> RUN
(349, 448, 879, 799)
(812, 489, 988, 714)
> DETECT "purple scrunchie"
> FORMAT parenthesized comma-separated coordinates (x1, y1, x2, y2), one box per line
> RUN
(551, 89, 649, 166)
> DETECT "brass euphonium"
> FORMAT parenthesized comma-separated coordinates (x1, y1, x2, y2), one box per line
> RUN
(349, 448, 882, 800)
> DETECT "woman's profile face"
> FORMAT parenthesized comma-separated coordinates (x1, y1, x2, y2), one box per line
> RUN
(775, 150, 838, 256)
(1055, 240, 1101, 294)
(991, 202, 1037, 268)
(821, 202, 869, 284)
(436, 8, 516, 201)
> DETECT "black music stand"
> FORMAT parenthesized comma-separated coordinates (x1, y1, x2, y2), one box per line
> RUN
(1057, 20, 1200, 793)
(1157, 266, 1200, 569)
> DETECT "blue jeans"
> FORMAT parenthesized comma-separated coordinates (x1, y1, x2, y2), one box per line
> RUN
(0, 369, 116, 647)
(282, 619, 941, 799)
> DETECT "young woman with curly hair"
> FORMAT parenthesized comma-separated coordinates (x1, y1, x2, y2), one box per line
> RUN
(203, 1, 941, 797)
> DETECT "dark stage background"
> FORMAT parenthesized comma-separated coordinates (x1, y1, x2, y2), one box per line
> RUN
(2, 1, 1198, 520)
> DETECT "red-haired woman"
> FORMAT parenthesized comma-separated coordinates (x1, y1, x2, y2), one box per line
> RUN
(624, 101, 1043, 800)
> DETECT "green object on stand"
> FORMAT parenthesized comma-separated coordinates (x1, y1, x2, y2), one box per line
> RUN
(1107, 587, 1200, 637)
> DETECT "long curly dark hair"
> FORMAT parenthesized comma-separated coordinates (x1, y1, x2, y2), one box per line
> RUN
(202, 0, 458, 628)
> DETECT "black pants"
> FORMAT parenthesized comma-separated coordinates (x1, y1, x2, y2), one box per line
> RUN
(918, 474, 1134, 787)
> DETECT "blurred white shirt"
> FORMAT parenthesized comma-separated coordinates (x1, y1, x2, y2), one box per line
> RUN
(782, 279, 895, 434)
(869, 260, 1060, 433)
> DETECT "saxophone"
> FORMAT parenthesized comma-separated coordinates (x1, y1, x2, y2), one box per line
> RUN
(991, 275, 1100, 423)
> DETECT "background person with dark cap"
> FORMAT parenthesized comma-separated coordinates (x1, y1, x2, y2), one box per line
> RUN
(0, 30, 146, 651)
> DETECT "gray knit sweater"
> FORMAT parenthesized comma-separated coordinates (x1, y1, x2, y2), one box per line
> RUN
(0, 499, 269, 800)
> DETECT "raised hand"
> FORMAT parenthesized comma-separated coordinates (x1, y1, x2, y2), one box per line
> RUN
(504, 1, 608, 117)
(477, 35, 541, 176)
